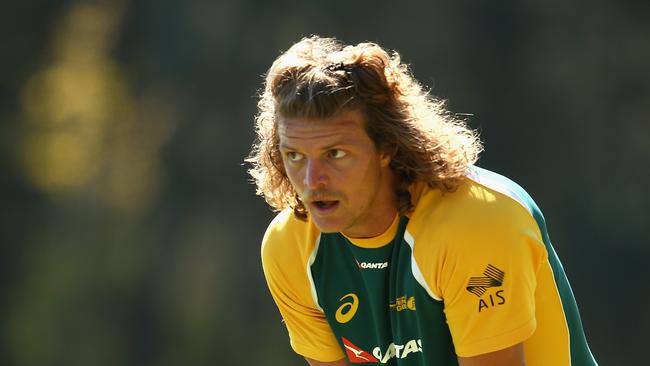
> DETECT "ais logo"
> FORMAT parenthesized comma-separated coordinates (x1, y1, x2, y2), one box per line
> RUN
(466, 264, 506, 312)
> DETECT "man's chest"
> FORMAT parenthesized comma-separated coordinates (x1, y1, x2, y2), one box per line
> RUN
(309, 223, 457, 365)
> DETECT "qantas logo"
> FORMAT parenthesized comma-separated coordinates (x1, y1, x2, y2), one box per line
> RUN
(341, 337, 423, 364)
(355, 259, 389, 269)
(342, 337, 380, 363)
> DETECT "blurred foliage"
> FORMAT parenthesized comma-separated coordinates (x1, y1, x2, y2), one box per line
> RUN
(19, 1, 172, 215)
(0, 0, 648, 365)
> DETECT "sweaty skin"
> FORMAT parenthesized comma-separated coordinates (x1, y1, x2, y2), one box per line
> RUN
(278, 110, 397, 238)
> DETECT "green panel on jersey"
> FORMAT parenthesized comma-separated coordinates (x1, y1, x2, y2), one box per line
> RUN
(471, 166, 598, 366)
(311, 218, 458, 365)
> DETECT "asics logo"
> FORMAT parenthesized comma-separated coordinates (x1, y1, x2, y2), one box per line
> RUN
(335, 293, 359, 323)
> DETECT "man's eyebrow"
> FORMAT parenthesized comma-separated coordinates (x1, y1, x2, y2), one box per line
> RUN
(322, 141, 350, 150)
(279, 140, 351, 151)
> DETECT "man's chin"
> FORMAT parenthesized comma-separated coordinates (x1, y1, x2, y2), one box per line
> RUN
(311, 217, 346, 233)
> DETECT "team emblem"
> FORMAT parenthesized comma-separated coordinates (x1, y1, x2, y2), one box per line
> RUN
(466, 264, 504, 297)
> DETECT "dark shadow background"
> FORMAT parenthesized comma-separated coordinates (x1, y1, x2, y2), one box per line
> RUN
(1, 1, 648, 365)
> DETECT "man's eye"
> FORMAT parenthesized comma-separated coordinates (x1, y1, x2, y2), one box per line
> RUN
(328, 149, 347, 159)
(286, 152, 304, 162)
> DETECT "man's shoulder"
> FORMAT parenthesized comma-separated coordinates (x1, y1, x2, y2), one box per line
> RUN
(411, 167, 539, 221)
(465, 166, 541, 215)
(261, 209, 320, 266)
(406, 168, 548, 299)
(407, 166, 544, 246)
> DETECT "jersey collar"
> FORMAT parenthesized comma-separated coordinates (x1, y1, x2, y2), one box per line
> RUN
(342, 214, 400, 248)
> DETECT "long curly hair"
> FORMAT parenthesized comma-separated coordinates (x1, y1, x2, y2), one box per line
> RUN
(247, 36, 482, 220)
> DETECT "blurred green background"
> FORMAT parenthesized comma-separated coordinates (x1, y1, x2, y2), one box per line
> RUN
(1, 1, 647, 365)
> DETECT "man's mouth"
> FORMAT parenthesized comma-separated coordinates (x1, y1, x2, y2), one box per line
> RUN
(311, 200, 339, 213)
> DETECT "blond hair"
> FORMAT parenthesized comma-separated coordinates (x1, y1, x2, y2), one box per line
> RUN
(247, 36, 482, 219)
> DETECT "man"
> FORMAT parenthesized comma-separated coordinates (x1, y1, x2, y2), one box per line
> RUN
(248, 36, 597, 366)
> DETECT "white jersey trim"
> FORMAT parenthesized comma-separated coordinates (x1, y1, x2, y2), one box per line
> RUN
(466, 168, 532, 215)
(307, 234, 324, 312)
(404, 230, 443, 301)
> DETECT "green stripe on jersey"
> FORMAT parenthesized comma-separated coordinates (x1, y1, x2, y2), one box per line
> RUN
(470, 166, 598, 366)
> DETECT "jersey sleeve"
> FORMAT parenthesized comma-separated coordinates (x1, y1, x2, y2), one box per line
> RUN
(261, 210, 345, 362)
(428, 188, 547, 357)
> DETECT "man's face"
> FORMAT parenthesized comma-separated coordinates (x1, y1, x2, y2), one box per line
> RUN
(278, 110, 396, 237)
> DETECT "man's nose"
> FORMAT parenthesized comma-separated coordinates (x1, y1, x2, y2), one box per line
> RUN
(304, 159, 327, 189)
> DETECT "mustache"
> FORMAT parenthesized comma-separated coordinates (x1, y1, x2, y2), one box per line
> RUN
(301, 190, 343, 202)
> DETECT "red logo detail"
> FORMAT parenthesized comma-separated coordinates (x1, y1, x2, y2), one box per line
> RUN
(342, 337, 379, 363)
(355, 259, 362, 269)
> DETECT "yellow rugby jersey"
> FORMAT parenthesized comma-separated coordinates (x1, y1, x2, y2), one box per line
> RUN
(261, 166, 597, 365)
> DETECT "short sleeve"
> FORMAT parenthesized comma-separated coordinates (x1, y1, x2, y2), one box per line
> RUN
(261, 211, 345, 362)
(436, 195, 546, 357)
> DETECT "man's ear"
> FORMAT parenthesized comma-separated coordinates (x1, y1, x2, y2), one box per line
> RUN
(378, 143, 395, 167)
(379, 149, 392, 167)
